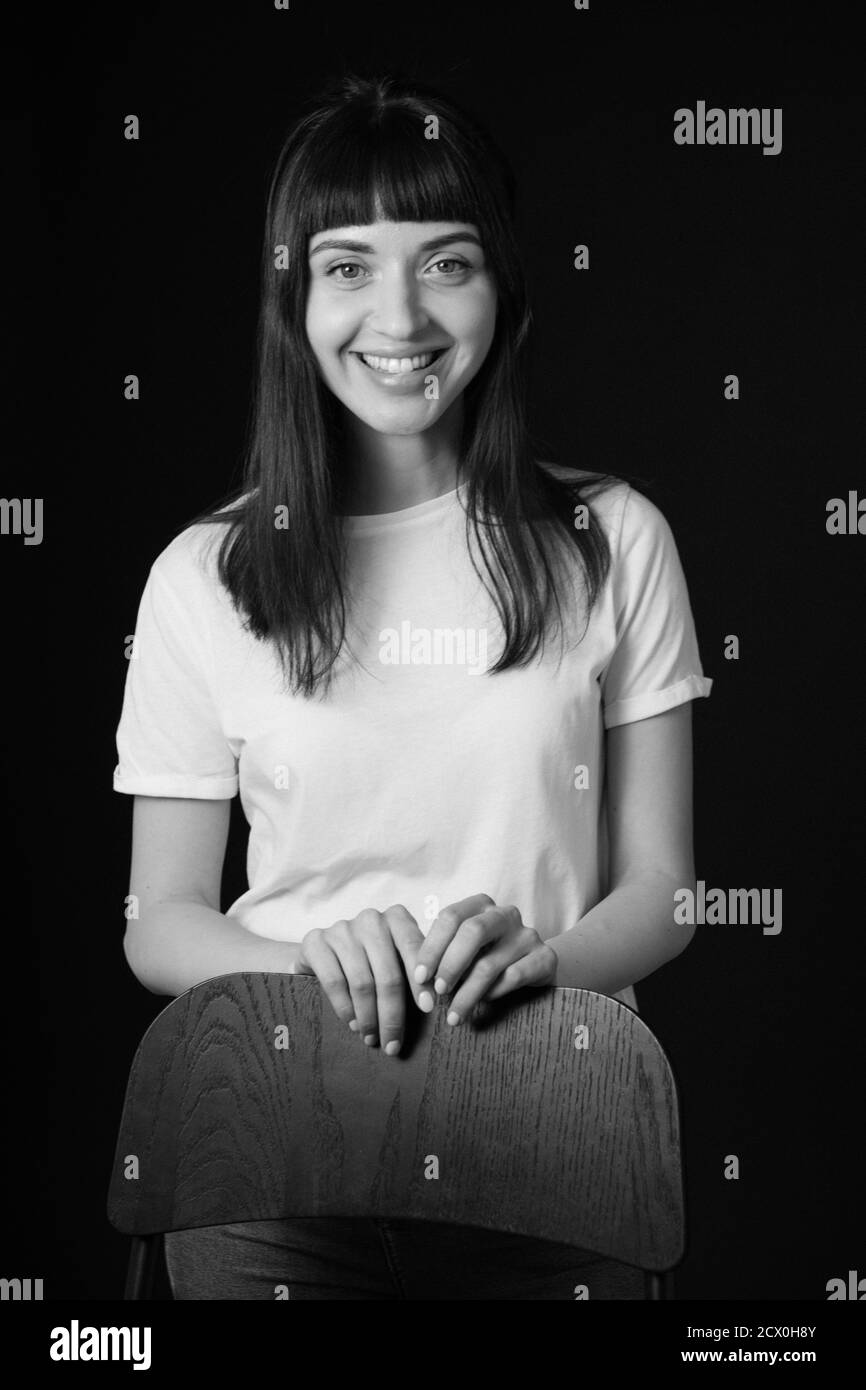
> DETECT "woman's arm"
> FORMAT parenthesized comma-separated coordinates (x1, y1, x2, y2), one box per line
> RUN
(546, 702, 698, 993)
(123, 796, 305, 998)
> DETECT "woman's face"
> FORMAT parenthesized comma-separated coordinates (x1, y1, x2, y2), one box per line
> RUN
(305, 220, 497, 437)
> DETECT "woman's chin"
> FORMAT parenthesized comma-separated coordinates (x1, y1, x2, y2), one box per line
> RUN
(344, 401, 448, 436)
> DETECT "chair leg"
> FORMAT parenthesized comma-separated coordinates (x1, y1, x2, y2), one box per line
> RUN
(125, 1234, 161, 1300)
(645, 1269, 675, 1300)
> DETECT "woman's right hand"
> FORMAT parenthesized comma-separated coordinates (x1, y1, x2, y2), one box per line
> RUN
(296, 906, 433, 1057)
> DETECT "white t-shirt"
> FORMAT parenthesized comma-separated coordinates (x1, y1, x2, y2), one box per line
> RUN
(113, 470, 713, 1011)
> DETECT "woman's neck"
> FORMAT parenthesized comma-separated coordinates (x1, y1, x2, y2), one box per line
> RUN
(337, 403, 463, 516)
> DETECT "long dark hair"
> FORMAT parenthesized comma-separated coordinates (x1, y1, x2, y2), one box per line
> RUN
(181, 71, 646, 698)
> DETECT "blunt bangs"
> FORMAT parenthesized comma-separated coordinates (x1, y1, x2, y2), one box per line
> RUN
(292, 104, 507, 245)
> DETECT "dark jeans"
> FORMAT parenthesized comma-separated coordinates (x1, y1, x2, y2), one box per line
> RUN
(164, 1216, 645, 1300)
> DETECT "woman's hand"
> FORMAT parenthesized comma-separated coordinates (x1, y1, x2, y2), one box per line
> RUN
(296, 906, 431, 1057)
(412, 893, 557, 1024)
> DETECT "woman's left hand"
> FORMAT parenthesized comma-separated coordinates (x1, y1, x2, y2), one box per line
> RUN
(412, 893, 557, 1025)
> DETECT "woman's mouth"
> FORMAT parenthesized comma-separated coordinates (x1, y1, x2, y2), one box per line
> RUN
(352, 347, 447, 375)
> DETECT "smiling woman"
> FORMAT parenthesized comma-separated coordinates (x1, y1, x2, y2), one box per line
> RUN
(160, 70, 628, 688)
(113, 71, 712, 1300)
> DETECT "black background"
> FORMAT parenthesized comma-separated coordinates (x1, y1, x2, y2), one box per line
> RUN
(4, 1, 863, 1301)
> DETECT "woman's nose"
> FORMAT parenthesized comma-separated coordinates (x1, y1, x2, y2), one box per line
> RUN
(368, 270, 429, 341)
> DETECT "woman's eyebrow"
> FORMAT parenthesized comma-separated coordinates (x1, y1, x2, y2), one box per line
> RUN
(309, 230, 483, 258)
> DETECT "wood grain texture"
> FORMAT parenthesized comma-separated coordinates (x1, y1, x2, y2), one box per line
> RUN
(107, 975, 684, 1269)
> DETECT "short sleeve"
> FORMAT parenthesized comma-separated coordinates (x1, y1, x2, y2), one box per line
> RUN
(112, 556, 239, 798)
(600, 486, 713, 729)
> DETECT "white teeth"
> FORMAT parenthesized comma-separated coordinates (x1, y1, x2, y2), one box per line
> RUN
(358, 350, 440, 374)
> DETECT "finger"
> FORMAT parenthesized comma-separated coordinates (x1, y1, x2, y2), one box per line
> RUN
(411, 910, 462, 997)
(413, 894, 495, 994)
(300, 930, 356, 1027)
(358, 914, 410, 1056)
(483, 947, 557, 1002)
(434, 906, 508, 998)
(446, 935, 528, 1023)
(293, 943, 316, 975)
(326, 925, 380, 1042)
(383, 905, 431, 1015)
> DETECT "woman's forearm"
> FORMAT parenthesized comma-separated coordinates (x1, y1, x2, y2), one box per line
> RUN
(124, 898, 306, 998)
(546, 870, 697, 995)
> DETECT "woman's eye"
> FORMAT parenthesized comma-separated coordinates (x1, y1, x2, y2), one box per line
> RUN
(327, 263, 367, 282)
(428, 257, 470, 276)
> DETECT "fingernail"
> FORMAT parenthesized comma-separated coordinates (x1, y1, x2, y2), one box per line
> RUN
(418, 990, 434, 1013)
(348, 1020, 359, 1031)
(414, 964, 428, 983)
(434, 977, 448, 995)
(385, 1040, 401, 1056)
(447, 1010, 461, 1026)
(364, 1034, 377, 1046)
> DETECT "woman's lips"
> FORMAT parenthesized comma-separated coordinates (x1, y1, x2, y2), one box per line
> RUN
(352, 347, 447, 375)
